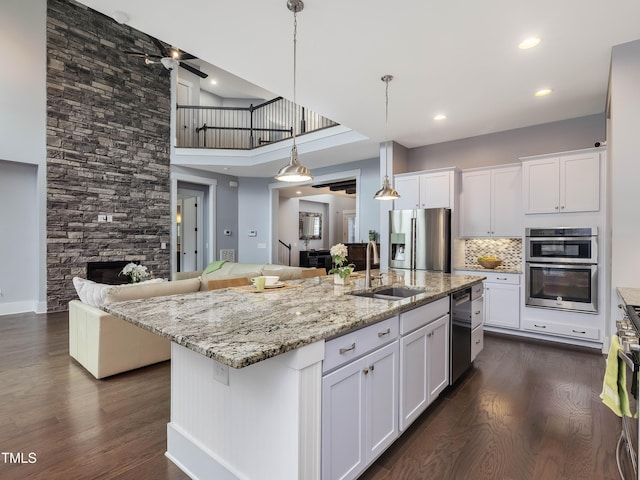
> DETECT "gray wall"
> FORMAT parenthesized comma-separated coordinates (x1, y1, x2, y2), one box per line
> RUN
(237, 157, 380, 264)
(46, 0, 171, 311)
(171, 165, 240, 257)
(407, 114, 605, 172)
(0, 0, 47, 313)
(610, 39, 640, 323)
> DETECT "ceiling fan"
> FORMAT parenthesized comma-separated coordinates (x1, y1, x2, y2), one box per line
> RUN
(124, 35, 208, 79)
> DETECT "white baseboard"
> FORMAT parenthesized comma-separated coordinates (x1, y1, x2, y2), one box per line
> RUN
(166, 422, 242, 480)
(0, 301, 38, 316)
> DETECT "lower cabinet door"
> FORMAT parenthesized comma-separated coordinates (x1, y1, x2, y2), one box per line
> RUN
(365, 342, 399, 461)
(399, 325, 429, 431)
(427, 314, 450, 403)
(322, 360, 365, 480)
(485, 283, 520, 329)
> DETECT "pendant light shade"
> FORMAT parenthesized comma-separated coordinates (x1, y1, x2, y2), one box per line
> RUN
(275, 146, 312, 182)
(374, 75, 400, 200)
(275, 0, 313, 183)
(374, 176, 400, 200)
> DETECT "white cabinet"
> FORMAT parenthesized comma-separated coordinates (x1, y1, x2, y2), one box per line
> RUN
(322, 321, 399, 480)
(398, 297, 450, 431)
(522, 150, 600, 214)
(393, 169, 455, 210)
(470, 283, 484, 362)
(483, 273, 520, 330)
(455, 271, 521, 330)
(460, 165, 522, 237)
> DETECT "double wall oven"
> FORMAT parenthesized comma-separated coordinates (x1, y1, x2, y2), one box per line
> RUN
(525, 227, 598, 313)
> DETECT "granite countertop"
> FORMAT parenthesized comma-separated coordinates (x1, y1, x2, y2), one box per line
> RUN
(103, 270, 485, 369)
(455, 265, 522, 274)
(617, 287, 640, 306)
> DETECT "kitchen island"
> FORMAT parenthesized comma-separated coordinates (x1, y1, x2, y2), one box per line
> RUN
(104, 270, 484, 480)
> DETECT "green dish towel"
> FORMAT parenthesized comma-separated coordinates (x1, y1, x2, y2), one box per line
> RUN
(204, 260, 226, 274)
(600, 335, 633, 417)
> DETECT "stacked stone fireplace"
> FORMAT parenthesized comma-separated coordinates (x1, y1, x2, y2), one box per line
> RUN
(46, 0, 171, 311)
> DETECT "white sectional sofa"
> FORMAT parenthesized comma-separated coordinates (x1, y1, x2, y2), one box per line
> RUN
(68, 277, 200, 379)
(69, 261, 311, 380)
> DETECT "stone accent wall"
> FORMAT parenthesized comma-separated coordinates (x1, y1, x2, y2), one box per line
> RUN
(46, 0, 171, 311)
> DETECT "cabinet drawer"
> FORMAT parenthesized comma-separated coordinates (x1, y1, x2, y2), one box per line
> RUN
(471, 282, 483, 299)
(471, 325, 483, 361)
(522, 318, 600, 341)
(324, 316, 399, 373)
(399, 297, 449, 335)
(483, 272, 521, 284)
(471, 297, 484, 329)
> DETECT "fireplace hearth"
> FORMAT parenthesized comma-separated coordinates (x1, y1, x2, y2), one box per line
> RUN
(87, 261, 134, 285)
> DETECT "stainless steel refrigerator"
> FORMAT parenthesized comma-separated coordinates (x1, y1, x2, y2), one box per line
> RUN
(389, 208, 451, 272)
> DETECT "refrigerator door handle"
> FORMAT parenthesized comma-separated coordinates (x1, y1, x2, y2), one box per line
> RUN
(411, 216, 417, 269)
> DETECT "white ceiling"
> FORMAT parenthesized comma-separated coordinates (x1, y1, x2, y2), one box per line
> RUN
(79, 0, 640, 175)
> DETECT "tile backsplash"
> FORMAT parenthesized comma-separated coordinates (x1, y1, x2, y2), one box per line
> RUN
(464, 238, 523, 269)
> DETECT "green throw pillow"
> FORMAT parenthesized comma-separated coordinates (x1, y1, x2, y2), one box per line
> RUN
(204, 260, 227, 274)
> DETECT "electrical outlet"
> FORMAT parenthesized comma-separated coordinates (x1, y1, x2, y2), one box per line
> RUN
(160, 242, 167, 249)
(213, 361, 229, 385)
(98, 215, 107, 222)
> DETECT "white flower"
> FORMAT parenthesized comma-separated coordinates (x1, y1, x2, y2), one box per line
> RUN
(330, 243, 348, 259)
(120, 262, 150, 283)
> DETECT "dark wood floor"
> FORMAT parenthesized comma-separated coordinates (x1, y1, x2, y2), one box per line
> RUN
(0, 312, 622, 479)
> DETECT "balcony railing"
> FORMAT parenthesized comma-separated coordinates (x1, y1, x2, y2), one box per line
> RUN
(176, 97, 338, 150)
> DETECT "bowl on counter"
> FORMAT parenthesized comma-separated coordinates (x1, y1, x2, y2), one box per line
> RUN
(478, 259, 502, 269)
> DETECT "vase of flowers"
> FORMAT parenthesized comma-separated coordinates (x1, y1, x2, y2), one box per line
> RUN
(328, 243, 355, 285)
(119, 262, 150, 283)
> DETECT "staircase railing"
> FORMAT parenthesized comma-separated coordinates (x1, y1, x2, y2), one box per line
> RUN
(278, 239, 292, 266)
(176, 97, 338, 150)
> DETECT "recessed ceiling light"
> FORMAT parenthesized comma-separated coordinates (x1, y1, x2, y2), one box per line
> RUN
(434, 114, 447, 121)
(210, 79, 218, 85)
(519, 37, 541, 49)
(112, 11, 129, 24)
(534, 88, 552, 97)
(296, 190, 302, 194)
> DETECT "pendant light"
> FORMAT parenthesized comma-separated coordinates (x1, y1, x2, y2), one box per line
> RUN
(275, 0, 313, 182)
(374, 75, 400, 200)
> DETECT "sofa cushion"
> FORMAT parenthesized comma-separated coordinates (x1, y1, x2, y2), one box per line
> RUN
(103, 277, 200, 304)
(261, 267, 307, 281)
(200, 271, 261, 291)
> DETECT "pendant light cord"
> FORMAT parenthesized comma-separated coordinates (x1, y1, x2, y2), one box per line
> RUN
(292, 9, 298, 149)
(384, 77, 389, 180)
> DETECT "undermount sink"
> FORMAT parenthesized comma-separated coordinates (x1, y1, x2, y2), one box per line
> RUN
(349, 287, 426, 301)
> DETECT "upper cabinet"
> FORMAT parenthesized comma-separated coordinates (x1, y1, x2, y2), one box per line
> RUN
(521, 150, 601, 214)
(460, 164, 522, 237)
(393, 169, 456, 210)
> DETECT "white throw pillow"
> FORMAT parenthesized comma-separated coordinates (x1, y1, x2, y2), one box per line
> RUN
(72, 277, 111, 307)
(72, 277, 166, 307)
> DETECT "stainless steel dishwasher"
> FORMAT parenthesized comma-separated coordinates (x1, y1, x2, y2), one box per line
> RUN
(450, 287, 474, 384)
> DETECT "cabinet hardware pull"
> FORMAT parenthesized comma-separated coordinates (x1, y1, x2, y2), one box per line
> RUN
(475, 340, 481, 344)
(370, 365, 375, 372)
(363, 367, 369, 375)
(561, 205, 565, 209)
(378, 328, 391, 338)
(339, 343, 356, 354)
(534, 324, 546, 328)
(474, 310, 481, 315)
(555, 206, 559, 210)
(572, 329, 586, 334)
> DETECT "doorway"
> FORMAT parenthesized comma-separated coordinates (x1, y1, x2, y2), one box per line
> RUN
(177, 188, 205, 272)
(343, 210, 357, 243)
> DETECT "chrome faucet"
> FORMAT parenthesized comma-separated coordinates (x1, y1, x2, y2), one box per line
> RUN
(365, 241, 380, 288)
